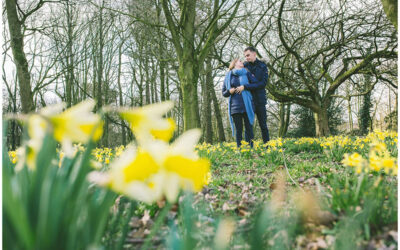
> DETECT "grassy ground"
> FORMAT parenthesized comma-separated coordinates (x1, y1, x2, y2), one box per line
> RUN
(8, 132, 396, 249)
(113, 131, 397, 249)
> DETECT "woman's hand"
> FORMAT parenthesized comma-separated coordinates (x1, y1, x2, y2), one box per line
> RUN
(229, 88, 236, 94)
(235, 85, 245, 94)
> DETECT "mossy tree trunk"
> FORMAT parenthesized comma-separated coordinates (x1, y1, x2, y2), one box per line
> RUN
(313, 108, 330, 137)
(202, 57, 213, 143)
(381, 0, 397, 29)
(278, 103, 290, 137)
(161, 0, 241, 131)
(5, 0, 35, 113)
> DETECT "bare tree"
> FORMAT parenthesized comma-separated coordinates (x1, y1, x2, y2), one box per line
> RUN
(263, 0, 397, 136)
(4, 0, 44, 112)
(161, 0, 242, 130)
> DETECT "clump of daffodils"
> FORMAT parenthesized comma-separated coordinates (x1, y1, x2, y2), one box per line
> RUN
(8, 151, 17, 164)
(15, 100, 103, 170)
(342, 136, 397, 175)
(89, 101, 210, 204)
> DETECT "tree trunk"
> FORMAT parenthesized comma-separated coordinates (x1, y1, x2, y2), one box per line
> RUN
(210, 81, 226, 142)
(347, 97, 353, 132)
(178, 60, 201, 130)
(96, 6, 104, 113)
(92, 51, 97, 102)
(117, 42, 126, 145)
(278, 103, 290, 137)
(160, 61, 166, 101)
(202, 58, 213, 143)
(151, 57, 157, 103)
(156, 2, 166, 102)
(166, 73, 170, 101)
(83, 41, 88, 100)
(360, 75, 372, 135)
(133, 60, 144, 106)
(5, 0, 35, 113)
(177, 85, 184, 135)
(381, 0, 397, 28)
(145, 58, 151, 105)
(314, 108, 330, 137)
(104, 81, 109, 147)
(66, 0, 74, 108)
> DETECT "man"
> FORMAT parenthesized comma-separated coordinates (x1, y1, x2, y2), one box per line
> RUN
(236, 46, 270, 144)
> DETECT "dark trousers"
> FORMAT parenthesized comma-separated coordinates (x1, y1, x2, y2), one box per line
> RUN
(254, 104, 270, 143)
(232, 113, 254, 147)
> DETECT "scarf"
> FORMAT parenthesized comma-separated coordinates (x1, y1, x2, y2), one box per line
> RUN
(224, 68, 255, 137)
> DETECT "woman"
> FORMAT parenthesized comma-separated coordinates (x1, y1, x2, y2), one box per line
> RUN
(222, 58, 257, 148)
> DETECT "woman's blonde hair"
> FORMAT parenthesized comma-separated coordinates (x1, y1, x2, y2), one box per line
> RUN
(229, 58, 239, 71)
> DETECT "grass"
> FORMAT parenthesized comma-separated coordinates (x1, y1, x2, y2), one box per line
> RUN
(6, 132, 398, 249)
(172, 134, 397, 249)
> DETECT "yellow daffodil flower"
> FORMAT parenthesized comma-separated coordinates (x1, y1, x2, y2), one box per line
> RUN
(119, 101, 175, 143)
(50, 99, 103, 156)
(341, 132, 398, 176)
(15, 100, 102, 170)
(15, 113, 52, 170)
(342, 153, 365, 173)
(150, 118, 176, 141)
(89, 129, 210, 204)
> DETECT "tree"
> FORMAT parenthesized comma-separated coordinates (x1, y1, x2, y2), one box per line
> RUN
(288, 103, 343, 138)
(278, 103, 291, 137)
(161, 0, 242, 131)
(201, 57, 213, 143)
(5, 0, 42, 113)
(264, 0, 396, 136)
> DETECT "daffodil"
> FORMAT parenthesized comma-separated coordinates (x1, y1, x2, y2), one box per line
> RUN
(15, 100, 102, 170)
(342, 153, 365, 173)
(382, 157, 397, 175)
(8, 151, 17, 164)
(341, 132, 398, 176)
(89, 129, 210, 204)
(369, 153, 382, 172)
(50, 99, 103, 156)
(119, 101, 175, 143)
(15, 113, 52, 170)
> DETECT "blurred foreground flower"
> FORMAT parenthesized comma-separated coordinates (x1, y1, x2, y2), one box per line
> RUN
(89, 129, 210, 204)
(341, 152, 366, 174)
(16, 105, 62, 170)
(50, 100, 103, 156)
(119, 101, 175, 143)
(15, 99, 103, 170)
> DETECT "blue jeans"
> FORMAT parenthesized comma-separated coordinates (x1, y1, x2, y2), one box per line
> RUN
(254, 105, 270, 143)
(232, 113, 254, 147)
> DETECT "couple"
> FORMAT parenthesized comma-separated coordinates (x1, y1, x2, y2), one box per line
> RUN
(222, 46, 270, 148)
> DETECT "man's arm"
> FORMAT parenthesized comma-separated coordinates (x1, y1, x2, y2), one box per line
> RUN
(243, 67, 267, 90)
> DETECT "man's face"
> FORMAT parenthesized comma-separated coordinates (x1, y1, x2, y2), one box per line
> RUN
(244, 50, 257, 63)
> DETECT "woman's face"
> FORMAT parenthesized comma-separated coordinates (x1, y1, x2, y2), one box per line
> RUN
(235, 60, 244, 68)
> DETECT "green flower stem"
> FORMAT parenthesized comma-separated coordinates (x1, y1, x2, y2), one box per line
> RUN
(116, 200, 137, 250)
(142, 201, 172, 250)
(354, 173, 365, 202)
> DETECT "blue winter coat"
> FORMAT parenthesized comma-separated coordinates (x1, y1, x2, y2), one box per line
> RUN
(222, 69, 255, 136)
(243, 59, 269, 106)
(222, 73, 244, 114)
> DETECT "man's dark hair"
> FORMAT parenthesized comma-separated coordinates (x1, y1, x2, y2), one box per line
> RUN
(244, 46, 257, 53)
